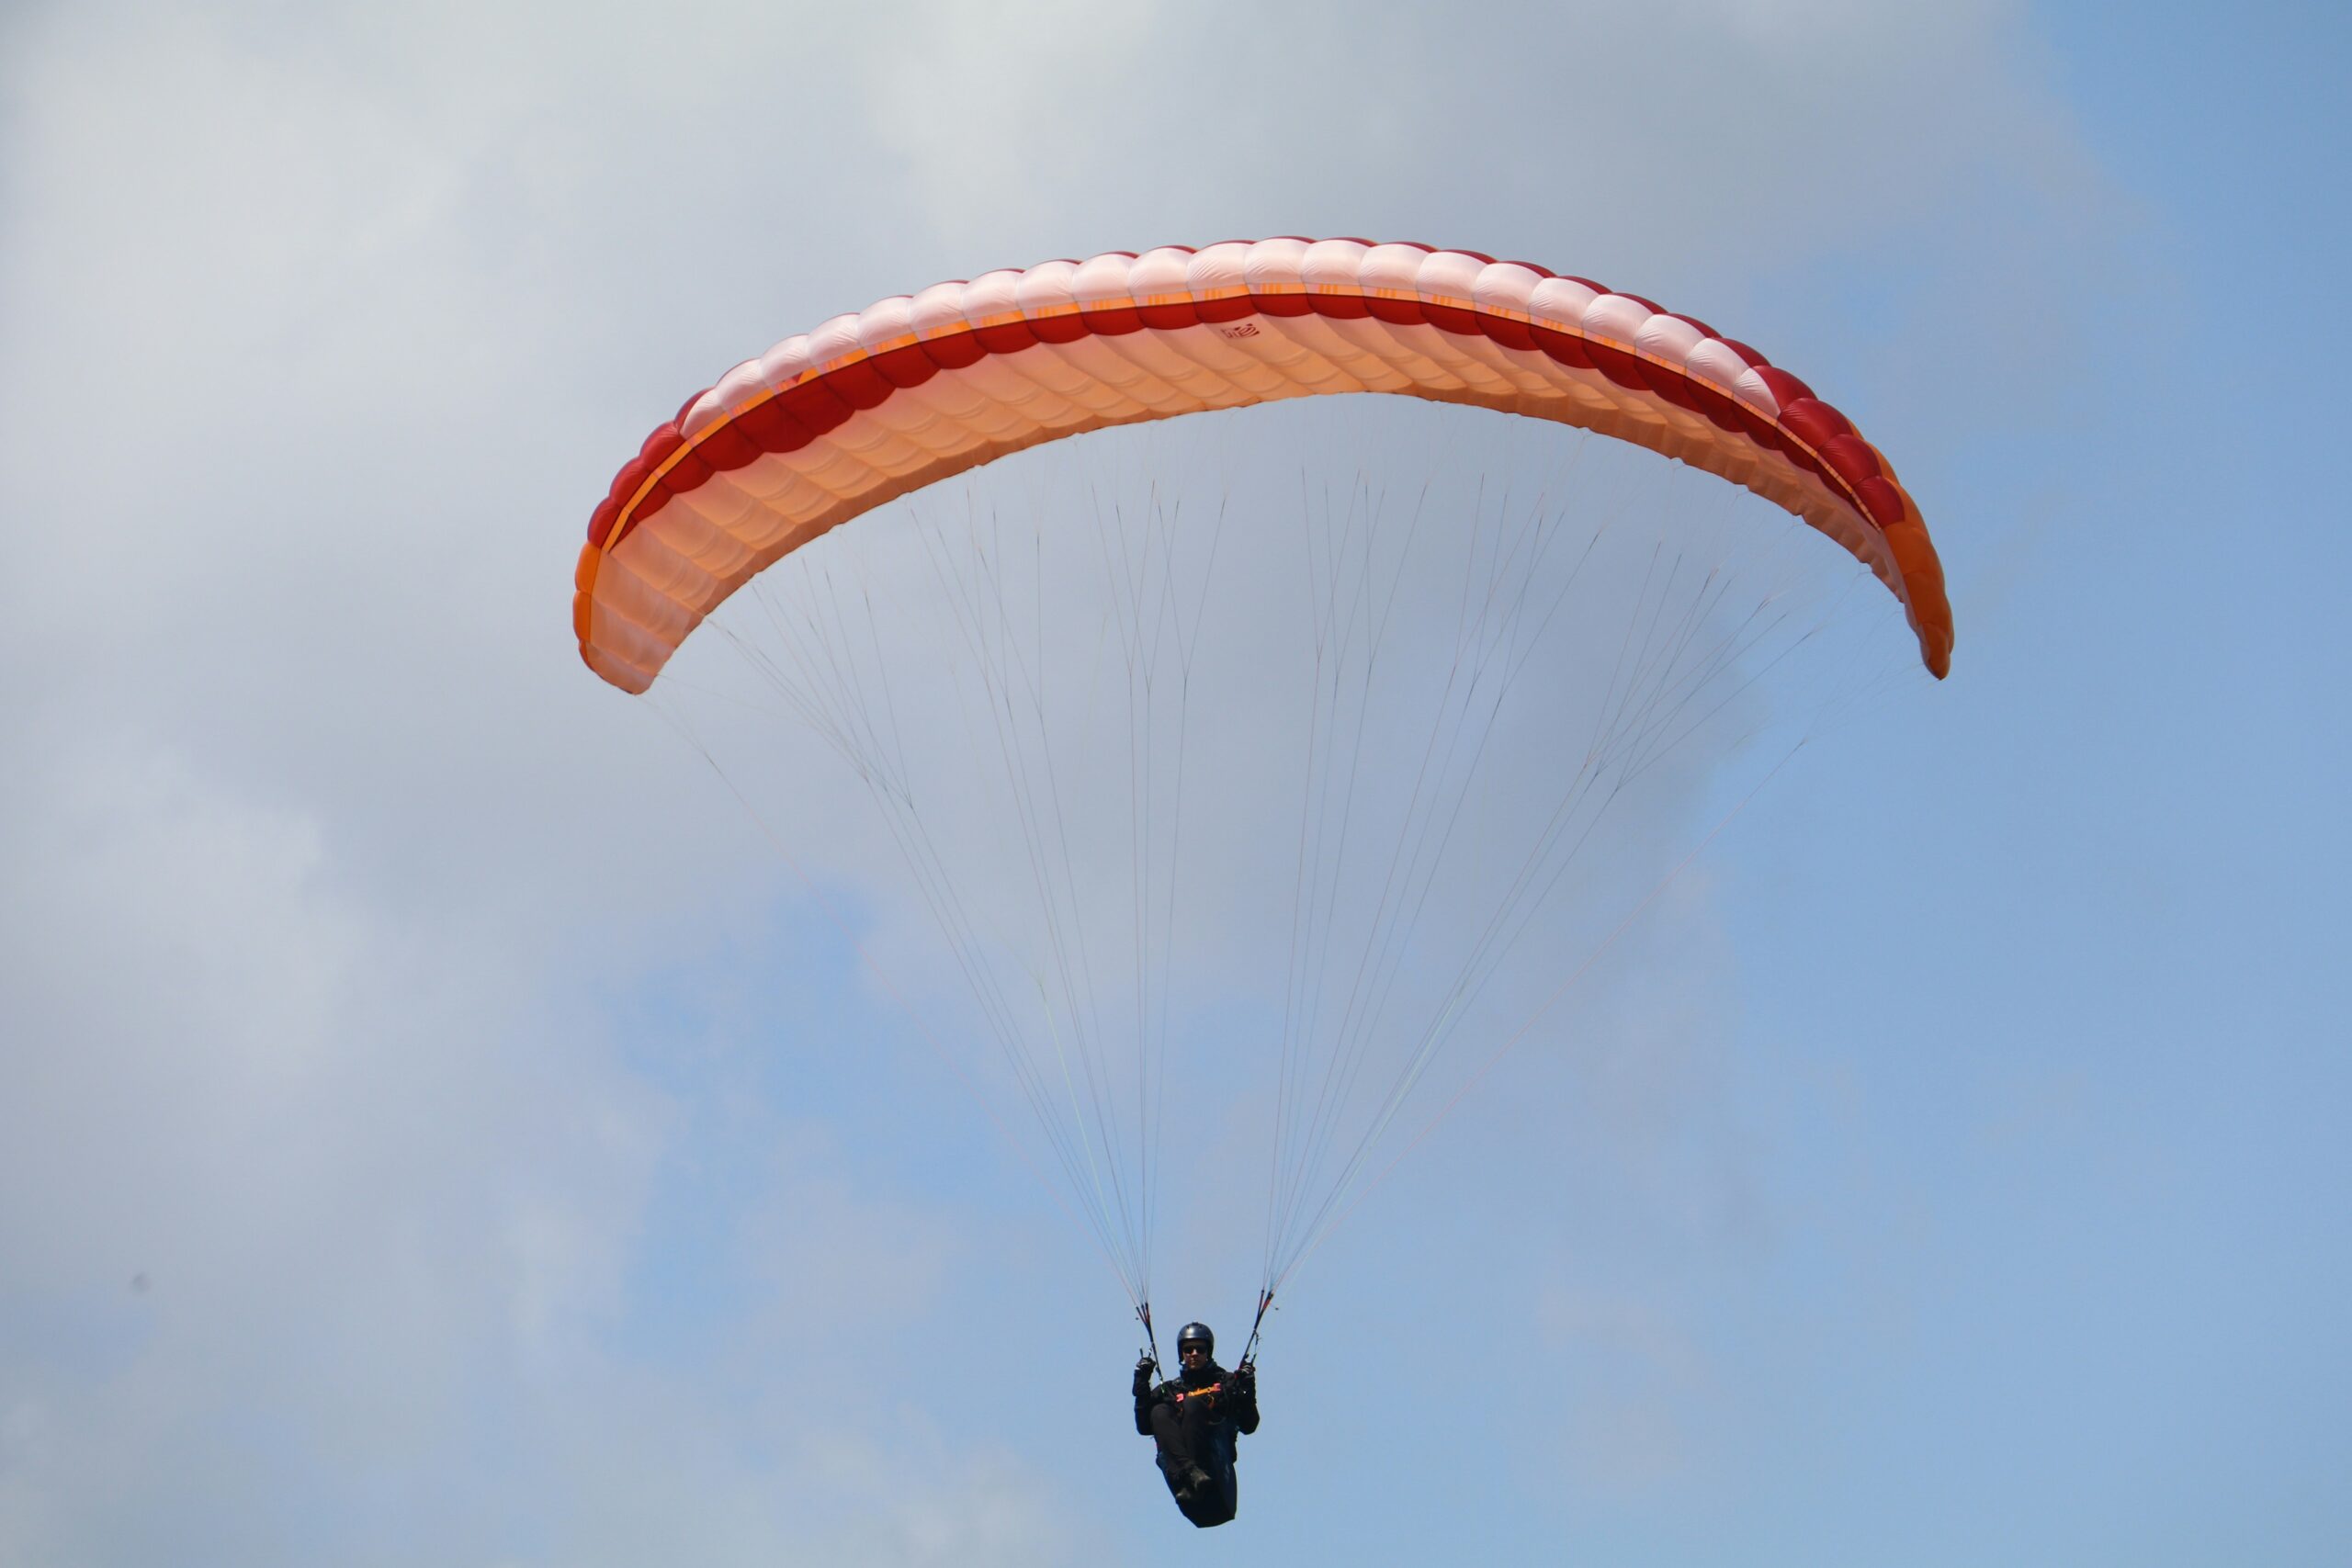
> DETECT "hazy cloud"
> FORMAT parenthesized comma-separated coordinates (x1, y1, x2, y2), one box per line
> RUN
(0, 0, 2121, 1560)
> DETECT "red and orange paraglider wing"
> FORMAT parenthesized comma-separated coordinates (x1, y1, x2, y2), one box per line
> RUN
(574, 239, 1951, 694)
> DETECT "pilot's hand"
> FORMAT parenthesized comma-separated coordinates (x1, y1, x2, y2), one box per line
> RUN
(1132, 1355, 1158, 1394)
(1233, 1362, 1257, 1398)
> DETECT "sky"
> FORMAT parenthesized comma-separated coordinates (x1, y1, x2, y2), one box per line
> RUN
(1, 1, 2346, 1564)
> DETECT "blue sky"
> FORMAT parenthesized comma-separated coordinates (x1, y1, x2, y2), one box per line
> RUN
(1, 2, 2344, 1564)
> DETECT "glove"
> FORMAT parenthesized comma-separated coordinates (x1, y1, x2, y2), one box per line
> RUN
(1233, 1363, 1257, 1398)
(1132, 1355, 1158, 1396)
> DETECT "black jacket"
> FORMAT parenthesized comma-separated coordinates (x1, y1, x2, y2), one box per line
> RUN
(1134, 1359, 1261, 1438)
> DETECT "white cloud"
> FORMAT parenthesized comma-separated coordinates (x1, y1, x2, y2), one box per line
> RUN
(0, 0, 2119, 1558)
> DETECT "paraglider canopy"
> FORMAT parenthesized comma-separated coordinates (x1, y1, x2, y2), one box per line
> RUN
(574, 238, 1950, 697)
(572, 235, 1953, 1342)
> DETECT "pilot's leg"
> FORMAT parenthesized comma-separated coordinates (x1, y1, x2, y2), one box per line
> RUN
(1148, 1404, 1191, 1492)
(1148, 1403, 1214, 1498)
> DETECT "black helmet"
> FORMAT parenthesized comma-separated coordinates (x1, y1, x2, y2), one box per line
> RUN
(1176, 1322, 1214, 1355)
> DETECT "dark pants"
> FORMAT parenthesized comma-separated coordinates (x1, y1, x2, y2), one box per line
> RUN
(1148, 1403, 1237, 1528)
